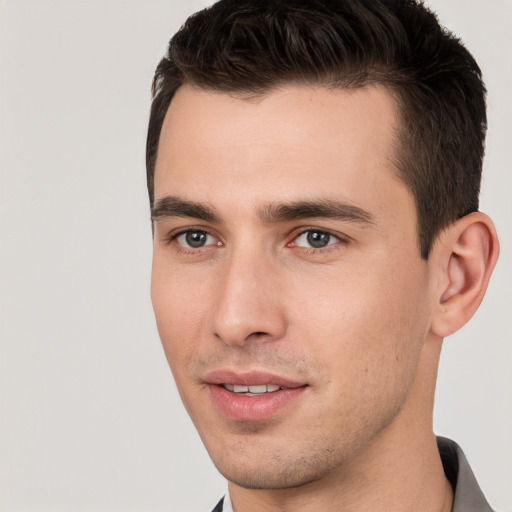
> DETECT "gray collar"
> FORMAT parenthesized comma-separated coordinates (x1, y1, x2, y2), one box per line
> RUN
(437, 437, 494, 512)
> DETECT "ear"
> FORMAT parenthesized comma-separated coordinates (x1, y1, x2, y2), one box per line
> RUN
(430, 212, 499, 338)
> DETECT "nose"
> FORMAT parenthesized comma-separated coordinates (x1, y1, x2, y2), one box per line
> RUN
(211, 249, 287, 347)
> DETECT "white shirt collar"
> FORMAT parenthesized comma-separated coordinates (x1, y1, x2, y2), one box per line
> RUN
(222, 489, 234, 512)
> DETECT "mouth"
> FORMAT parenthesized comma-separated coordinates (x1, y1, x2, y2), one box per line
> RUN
(205, 370, 307, 421)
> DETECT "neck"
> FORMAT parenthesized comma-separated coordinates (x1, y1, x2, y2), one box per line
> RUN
(228, 337, 453, 512)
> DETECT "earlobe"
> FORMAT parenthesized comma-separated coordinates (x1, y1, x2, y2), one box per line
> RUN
(430, 212, 499, 338)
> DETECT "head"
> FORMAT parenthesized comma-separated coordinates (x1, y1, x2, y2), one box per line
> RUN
(147, 0, 488, 259)
(147, 0, 498, 497)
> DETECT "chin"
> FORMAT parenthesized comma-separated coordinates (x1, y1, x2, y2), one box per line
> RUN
(220, 464, 326, 491)
(208, 441, 340, 491)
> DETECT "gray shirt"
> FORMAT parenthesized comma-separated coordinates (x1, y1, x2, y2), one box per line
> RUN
(211, 437, 494, 512)
(438, 437, 494, 512)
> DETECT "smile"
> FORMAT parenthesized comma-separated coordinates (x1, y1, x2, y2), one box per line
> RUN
(204, 371, 307, 421)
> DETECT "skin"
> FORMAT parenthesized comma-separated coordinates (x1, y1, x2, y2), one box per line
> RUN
(150, 84, 497, 511)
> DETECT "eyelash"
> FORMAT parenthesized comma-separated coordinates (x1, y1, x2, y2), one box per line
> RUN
(166, 227, 350, 254)
(289, 228, 347, 252)
(166, 228, 221, 253)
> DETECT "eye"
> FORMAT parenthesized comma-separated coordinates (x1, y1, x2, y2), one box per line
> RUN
(175, 230, 219, 249)
(293, 229, 339, 249)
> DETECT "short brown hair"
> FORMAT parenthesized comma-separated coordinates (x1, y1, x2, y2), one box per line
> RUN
(146, 0, 486, 259)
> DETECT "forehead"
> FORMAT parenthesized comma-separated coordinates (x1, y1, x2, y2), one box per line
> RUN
(154, 84, 407, 217)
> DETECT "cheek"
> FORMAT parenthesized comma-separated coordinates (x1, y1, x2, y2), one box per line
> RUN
(150, 259, 209, 375)
(289, 259, 430, 382)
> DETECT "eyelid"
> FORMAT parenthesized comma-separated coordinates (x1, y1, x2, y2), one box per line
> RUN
(163, 225, 222, 247)
(160, 224, 349, 252)
(176, 230, 219, 249)
(288, 227, 351, 249)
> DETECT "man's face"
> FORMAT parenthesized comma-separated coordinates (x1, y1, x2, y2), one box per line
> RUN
(151, 85, 436, 489)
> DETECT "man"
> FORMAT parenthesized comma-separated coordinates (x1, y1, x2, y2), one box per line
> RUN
(146, 0, 499, 510)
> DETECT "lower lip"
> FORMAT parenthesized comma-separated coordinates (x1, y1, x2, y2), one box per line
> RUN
(208, 384, 307, 422)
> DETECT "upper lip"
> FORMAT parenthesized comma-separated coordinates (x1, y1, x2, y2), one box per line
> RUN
(204, 369, 306, 389)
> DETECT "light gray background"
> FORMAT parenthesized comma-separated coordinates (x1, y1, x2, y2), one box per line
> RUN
(0, 1, 510, 511)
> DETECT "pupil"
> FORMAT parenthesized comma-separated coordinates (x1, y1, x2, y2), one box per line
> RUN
(307, 231, 330, 248)
(186, 231, 207, 248)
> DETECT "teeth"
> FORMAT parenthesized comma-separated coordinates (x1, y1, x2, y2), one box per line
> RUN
(223, 384, 283, 395)
(247, 385, 267, 393)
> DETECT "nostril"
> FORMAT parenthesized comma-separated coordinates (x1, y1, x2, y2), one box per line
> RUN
(214, 330, 271, 346)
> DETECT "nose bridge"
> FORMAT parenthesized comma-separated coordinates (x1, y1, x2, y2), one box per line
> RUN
(212, 242, 285, 346)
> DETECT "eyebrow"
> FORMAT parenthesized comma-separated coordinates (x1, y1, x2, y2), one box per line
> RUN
(259, 200, 375, 225)
(151, 196, 220, 223)
(151, 195, 375, 226)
